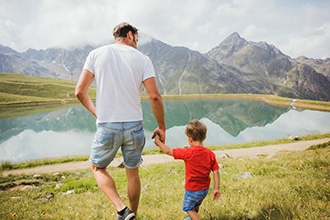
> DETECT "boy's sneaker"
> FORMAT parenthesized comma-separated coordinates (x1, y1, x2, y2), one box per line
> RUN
(183, 217, 191, 220)
(116, 208, 135, 220)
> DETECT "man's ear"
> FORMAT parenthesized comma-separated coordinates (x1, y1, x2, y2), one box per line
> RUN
(127, 31, 133, 40)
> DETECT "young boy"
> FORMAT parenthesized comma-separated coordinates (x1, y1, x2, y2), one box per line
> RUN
(154, 119, 221, 220)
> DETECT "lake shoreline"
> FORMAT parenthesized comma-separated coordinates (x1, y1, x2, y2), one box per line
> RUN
(1, 94, 329, 111)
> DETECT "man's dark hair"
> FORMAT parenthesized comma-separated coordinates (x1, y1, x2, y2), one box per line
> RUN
(113, 22, 138, 39)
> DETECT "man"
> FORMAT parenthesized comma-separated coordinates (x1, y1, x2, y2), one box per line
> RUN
(75, 22, 166, 220)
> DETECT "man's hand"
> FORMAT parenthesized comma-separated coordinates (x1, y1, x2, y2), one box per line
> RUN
(152, 127, 165, 143)
(153, 134, 173, 156)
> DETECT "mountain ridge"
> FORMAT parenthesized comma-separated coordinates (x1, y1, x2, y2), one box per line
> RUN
(1, 33, 329, 101)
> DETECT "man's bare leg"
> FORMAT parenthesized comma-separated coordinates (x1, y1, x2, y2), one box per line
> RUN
(92, 165, 126, 212)
(126, 167, 141, 215)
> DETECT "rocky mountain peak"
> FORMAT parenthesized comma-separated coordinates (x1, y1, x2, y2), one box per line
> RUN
(223, 32, 245, 43)
(217, 32, 247, 52)
(206, 32, 248, 61)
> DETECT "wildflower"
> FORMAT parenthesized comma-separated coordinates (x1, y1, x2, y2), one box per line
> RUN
(12, 213, 17, 217)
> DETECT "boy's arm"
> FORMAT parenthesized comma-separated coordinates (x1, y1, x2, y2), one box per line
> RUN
(154, 135, 173, 156)
(212, 169, 221, 200)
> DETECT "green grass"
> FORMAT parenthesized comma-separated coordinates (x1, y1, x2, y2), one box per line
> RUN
(0, 142, 329, 219)
(0, 103, 81, 119)
(0, 72, 95, 106)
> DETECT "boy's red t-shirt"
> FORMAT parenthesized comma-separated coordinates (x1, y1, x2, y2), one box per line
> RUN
(173, 146, 219, 191)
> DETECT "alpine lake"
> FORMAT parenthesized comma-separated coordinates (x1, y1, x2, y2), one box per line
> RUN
(1, 97, 330, 163)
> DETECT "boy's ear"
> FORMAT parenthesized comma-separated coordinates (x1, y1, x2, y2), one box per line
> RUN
(188, 136, 193, 144)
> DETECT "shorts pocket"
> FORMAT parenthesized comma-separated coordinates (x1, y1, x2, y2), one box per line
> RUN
(130, 125, 145, 150)
(93, 125, 115, 149)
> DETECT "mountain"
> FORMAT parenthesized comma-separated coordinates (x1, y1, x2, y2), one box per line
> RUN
(295, 56, 330, 79)
(0, 45, 95, 81)
(207, 32, 330, 101)
(138, 39, 249, 95)
(1, 33, 330, 101)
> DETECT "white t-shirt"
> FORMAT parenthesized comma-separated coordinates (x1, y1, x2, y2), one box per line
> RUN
(83, 44, 155, 123)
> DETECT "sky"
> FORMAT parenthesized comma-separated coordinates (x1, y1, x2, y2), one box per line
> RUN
(0, 0, 329, 59)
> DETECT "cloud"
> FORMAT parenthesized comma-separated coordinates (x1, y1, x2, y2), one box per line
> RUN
(242, 24, 267, 40)
(0, 0, 329, 58)
(282, 23, 330, 59)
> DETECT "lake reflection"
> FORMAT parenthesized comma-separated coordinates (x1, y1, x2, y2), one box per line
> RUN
(1, 98, 330, 163)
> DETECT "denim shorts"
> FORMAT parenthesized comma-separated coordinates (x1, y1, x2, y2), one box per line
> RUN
(89, 121, 145, 169)
(182, 189, 209, 212)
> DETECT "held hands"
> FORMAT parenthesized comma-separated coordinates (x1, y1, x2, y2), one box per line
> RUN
(153, 134, 173, 156)
(152, 127, 165, 144)
(153, 134, 162, 146)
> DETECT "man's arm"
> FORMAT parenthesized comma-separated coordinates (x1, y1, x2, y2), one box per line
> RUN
(212, 170, 221, 200)
(75, 69, 97, 118)
(143, 77, 166, 142)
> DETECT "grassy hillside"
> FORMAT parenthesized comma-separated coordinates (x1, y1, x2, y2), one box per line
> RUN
(0, 142, 329, 219)
(0, 73, 95, 106)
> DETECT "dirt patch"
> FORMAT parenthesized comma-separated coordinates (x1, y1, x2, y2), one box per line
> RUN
(9, 184, 37, 191)
(1, 181, 40, 191)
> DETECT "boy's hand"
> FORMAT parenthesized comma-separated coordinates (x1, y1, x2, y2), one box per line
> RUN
(153, 134, 173, 156)
(153, 134, 161, 146)
(213, 189, 221, 200)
